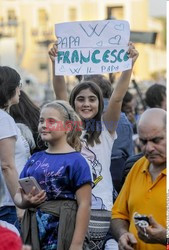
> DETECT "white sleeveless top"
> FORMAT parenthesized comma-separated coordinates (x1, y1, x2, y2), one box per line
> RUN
(81, 122, 117, 211)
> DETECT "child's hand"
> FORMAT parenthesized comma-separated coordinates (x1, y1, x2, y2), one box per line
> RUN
(127, 42, 139, 66)
(14, 187, 47, 208)
(48, 43, 58, 62)
(24, 186, 47, 206)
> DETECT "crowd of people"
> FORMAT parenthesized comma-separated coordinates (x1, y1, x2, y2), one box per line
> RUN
(0, 37, 166, 250)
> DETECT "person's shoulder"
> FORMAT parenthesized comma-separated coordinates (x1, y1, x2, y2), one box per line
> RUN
(0, 111, 18, 139)
(119, 112, 131, 125)
(126, 154, 148, 172)
(17, 123, 36, 150)
(29, 150, 45, 161)
(17, 123, 30, 131)
(0, 109, 8, 117)
(72, 151, 90, 165)
(32, 150, 45, 157)
(125, 153, 144, 167)
(0, 110, 15, 123)
(70, 151, 85, 160)
(122, 153, 145, 184)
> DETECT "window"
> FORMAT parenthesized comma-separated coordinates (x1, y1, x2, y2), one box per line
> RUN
(38, 9, 48, 26)
(69, 8, 77, 21)
(7, 9, 17, 25)
(107, 6, 124, 20)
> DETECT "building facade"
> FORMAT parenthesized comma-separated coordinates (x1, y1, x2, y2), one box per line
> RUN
(0, 0, 166, 85)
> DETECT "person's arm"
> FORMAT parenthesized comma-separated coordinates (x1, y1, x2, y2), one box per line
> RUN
(103, 42, 139, 135)
(0, 135, 46, 209)
(111, 218, 137, 250)
(69, 184, 91, 250)
(136, 215, 166, 245)
(48, 44, 68, 101)
(0, 137, 19, 199)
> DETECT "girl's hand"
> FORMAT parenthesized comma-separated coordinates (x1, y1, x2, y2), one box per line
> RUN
(23, 186, 47, 206)
(14, 187, 47, 208)
(48, 43, 58, 62)
(127, 42, 139, 67)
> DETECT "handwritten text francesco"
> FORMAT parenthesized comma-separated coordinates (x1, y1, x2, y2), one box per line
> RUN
(57, 48, 129, 65)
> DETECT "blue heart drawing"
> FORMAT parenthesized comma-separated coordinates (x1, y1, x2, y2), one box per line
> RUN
(109, 35, 121, 45)
(114, 24, 124, 31)
(59, 66, 65, 72)
(96, 41, 103, 47)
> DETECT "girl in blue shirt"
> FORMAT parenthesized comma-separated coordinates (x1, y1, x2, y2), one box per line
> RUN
(15, 100, 92, 250)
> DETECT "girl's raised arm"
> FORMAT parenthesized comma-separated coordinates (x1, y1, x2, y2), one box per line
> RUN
(48, 44, 68, 101)
(103, 42, 139, 135)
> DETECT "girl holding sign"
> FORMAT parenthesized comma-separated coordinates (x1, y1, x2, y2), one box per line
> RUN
(49, 42, 138, 249)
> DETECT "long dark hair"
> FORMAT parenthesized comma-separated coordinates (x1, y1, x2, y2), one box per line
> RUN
(69, 81, 104, 146)
(0, 66, 21, 109)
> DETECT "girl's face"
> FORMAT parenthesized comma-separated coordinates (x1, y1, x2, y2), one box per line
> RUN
(38, 107, 66, 143)
(9, 86, 21, 106)
(74, 88, 99, 120)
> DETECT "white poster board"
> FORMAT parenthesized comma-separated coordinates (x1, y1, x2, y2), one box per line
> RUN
(55, 20, 132, 75)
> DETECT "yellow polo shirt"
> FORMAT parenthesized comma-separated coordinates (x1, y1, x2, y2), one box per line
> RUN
(112, 156, 166, 250)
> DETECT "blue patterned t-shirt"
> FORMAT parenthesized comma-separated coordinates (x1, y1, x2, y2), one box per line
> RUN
(20, 150, 92, 200)
(20, 151, 92, 250)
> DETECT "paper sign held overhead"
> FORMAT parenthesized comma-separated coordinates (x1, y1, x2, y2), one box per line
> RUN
(55, 20, 132, 75)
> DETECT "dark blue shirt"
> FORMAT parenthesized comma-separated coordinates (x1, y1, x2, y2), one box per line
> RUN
(112, 112, 133, 158)
(103, 98, 133, 158)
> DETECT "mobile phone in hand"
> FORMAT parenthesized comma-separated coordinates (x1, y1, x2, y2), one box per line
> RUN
(19, 177, 42, 195)
(133, 212, 150, 228)
(134, 216, 150, 224)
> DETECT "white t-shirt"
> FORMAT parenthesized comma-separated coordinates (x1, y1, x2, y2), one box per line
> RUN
(17, 123, 36, 151)
(0, 110, 31, 207)
(81, 122, 117, 211)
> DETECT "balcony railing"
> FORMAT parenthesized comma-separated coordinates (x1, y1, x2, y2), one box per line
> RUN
(0, 20, 18, 37)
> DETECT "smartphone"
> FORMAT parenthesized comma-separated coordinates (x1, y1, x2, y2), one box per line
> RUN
(134, 216, 150, 224)
(19, 176, 42, 195)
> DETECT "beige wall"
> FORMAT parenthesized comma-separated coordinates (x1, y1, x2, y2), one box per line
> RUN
(0, 0, 166, 83)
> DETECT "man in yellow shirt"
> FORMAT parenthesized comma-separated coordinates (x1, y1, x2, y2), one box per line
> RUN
(111, 108, 166, 250)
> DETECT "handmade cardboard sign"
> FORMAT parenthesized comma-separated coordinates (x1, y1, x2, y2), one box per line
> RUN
(55, 20, 131, 75)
